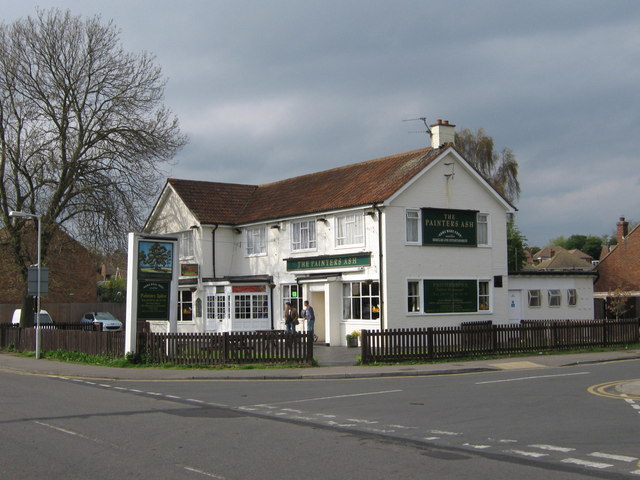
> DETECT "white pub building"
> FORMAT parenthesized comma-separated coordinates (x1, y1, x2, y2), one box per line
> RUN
(144, 121, 516, 345)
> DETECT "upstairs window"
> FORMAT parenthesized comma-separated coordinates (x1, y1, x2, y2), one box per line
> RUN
(336, 213, 364, 247)
(246, 226, 266, 256)
(291, 219, 317, 251)
(406, 209, 420, 244)
(477, 214, 489, 246)
(178, 230, 194, 258)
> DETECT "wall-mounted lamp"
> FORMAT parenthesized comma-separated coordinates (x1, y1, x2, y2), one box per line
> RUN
(234, 228, 242, 234)
(316, 218, 328, 224)
(270, 224, 281, 230)
(366, 211, 376, 217)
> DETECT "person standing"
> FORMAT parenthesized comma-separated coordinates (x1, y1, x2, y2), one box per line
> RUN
(302, 300, 316, 341)
(284, 302, 297, 333)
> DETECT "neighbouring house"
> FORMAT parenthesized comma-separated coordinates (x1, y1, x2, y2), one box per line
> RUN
(143, 120, 516, 345)
(0, 225, 97, 307)
(533, 245, 593, 265)
(594, 217, 640, 319)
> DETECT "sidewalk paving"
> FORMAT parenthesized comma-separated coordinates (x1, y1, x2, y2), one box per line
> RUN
(2, 347, 640, 395)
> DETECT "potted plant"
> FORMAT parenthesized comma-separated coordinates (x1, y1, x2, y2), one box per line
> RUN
(346, 330, 360, 347)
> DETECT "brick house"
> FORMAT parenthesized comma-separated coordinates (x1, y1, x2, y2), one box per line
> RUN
(594, 217, 640, 318)
(0, 225, 97, 307)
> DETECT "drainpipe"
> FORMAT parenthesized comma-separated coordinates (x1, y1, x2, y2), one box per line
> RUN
(211, 224, 219, 279)
(373, 204, 384, 330)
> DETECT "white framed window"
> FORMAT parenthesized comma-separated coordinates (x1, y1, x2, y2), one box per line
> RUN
(282, 284, 303, 312)
(246, 226, 266, 256)
(478, 281, 490, 310)
(548, 289, 561, 307)
(206, 294, 227, 320)
(177, 230, 194, 258)
(336, 213, 364, 247)
(568, 289, 577, 307)
(177, 290, 193, 321)
(343, 281, 380, 320)
(407, 280, 421, 313)
(291, 219, 317, 251)
(406, 209, 420, 244)
(528, 289, 541, 307)
(233, 293, 269, 320)
(477, 214, 489, 246)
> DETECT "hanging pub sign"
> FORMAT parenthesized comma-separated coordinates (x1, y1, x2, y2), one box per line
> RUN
(424, 279, 477, 313)
(138, 240, 174, 279)
(422, 208, 477, 246)
(180, 263, 199, 277)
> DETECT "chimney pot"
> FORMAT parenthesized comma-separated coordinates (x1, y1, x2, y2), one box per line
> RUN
(430, 119, 456, 148)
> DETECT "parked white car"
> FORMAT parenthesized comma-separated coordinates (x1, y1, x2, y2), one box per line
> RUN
(80, 312, 123, 331)
(11, 309, 54, 326)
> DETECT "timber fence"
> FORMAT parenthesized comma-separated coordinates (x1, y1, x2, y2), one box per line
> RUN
(360, 318, 640, 364)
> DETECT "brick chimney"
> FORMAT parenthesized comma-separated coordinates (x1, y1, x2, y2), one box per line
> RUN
(617, 216, 629, 243)
(430, 119, 455, 148)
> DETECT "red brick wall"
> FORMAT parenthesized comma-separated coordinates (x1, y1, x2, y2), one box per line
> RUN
(595, 226, 640, 292)
(0, 227, 97, 304)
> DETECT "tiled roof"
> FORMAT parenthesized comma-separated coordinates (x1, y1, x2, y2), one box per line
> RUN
(531, 249, 594, 271)
(168, 146, 443, 225)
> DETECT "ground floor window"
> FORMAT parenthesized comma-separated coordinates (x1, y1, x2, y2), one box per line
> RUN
(568, 289, 577, 306)
(234, 293, 269, 319)
(283, 284, 303, 312)
(528, 289, 541, 307)
(206, 294, 227, 320)
(177, 290, 193, 321)
(343, 281, 380, 320)
(409, 279, 491, 314)
(548, 289, 561, 307)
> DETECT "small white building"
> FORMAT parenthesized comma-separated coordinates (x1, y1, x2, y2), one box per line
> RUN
(144, 121, 516, 345)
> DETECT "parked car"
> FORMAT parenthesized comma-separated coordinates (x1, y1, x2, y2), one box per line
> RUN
(11, 309, 54, 327)
(80, 312, 123, 331)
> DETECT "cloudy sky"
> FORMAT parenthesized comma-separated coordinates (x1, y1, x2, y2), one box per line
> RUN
(3, 0, 639, 247)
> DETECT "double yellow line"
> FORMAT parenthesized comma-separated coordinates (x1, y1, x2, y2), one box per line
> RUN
(588, 379, 640, 400)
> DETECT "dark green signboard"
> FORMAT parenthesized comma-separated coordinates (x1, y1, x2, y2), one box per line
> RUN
(287, 253, 371, 271)
(422, 208, 477, 246)
(138, 281, 170, 319)
(424, 279, 477, 313)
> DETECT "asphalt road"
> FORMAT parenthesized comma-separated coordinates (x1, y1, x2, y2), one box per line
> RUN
(1, 359, 639, 479)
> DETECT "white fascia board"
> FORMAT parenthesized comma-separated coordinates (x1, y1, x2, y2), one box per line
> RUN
(236, 205, 371, 228)
(384, 147, 517, 213)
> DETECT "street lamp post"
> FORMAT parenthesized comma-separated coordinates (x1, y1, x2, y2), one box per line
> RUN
(9, 210, 42, 359)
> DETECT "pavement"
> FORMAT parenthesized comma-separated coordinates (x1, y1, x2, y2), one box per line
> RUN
(2, 345, 640, 396)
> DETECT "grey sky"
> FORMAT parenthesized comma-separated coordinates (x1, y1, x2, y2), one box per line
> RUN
(3, 0, 639, 247)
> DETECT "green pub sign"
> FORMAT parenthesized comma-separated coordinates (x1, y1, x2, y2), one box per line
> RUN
(287, 253, 371, 271)
(424, 279, 478, 313)
(422, 208, 477, 246)
(137, 281, 170, 320)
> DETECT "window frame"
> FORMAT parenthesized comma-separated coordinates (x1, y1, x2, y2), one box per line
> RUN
(343, 281, 380, 320)
(405, 209, 421, 244)
(528, 289, 541, 308)
(177, 230, 195, 259)
(335, 213, 364, 247)
(246, 226, 267, 256)
(282, 284, 303, 313)
(291, 219, 317, 252)
(177, 290, 194, 322)
(567, 289, 577, 307)
(478, 280, 491, 311)
(548, 289, 562, 307)
(407, 280, 421, 313)
(477, 213, 489, 246)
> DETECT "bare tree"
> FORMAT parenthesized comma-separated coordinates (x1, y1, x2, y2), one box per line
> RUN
(0, 9, 187, 318)
(455, 127, 520, 204)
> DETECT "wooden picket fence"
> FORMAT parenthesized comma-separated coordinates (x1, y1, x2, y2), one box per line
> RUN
(137, 331, 313, 365)
(360, 318, 640, 364)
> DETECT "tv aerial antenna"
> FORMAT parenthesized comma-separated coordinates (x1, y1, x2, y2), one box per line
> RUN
(403, 117, 432, 138)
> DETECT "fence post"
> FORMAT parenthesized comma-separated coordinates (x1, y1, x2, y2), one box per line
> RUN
(492, 324, 498, 353)
(602, 318, 607, 347)
(361, 329, 368, 364)
(223, 332, 229, 363)
(427, 327, 433, 359)
(306, 331, 313, 364)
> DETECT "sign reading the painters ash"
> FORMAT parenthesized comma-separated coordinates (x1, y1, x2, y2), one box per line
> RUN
(286, 253, 371, 271)
(422, 208, 478, 247)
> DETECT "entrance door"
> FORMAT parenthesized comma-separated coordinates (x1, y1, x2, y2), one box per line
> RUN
(508, 290, 522, 324)
(310, 291, 326, 343)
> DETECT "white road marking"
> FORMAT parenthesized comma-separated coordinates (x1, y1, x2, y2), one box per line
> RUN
(250, 389, 402, 406)
(588, 452, 638, 463)
(529, 444, 575, 453)
(509, 449, 548, 458)
(561, 458, 613, 469)
(464, 443, 491, 449)
(429, 429, 461, 436)
(183, 466, 226, 479)
(476, 372, 590, 384)
(34, 421, 91, 440)
(631, 469, 640, 475)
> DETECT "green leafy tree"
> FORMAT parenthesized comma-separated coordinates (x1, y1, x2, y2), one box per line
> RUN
(507, 220, 527, 272)
(98, 276, 126, 303)
(146, 243, 171, 271)
(550, 234, 607, 260)
(0, 9, 187, 314)
(455, 128, 521, 204)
